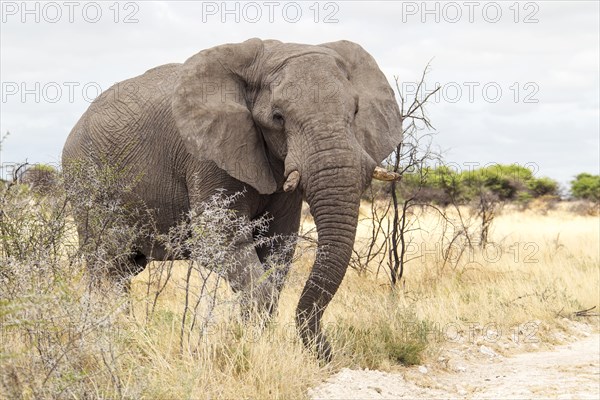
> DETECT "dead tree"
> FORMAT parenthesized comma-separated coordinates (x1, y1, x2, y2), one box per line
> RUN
(351, 65, 442, 286)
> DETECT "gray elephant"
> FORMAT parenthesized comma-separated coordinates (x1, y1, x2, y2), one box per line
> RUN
(62, 38, 402, 360)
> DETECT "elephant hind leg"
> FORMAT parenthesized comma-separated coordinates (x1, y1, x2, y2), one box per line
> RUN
(110, 250, 149, 293)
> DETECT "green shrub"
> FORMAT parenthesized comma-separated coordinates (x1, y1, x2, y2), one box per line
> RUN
(528, 177, 559, 197)
(332, 309, 431, 369)
(571, 173, 600, 201)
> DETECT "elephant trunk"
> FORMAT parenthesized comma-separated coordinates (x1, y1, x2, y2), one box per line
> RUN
(295, 147, 362, 361)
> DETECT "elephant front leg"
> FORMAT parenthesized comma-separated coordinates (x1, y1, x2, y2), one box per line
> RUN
(227, 239, 277, 320)
(227, 191, 303, 320)
(254, 191, 303, 316)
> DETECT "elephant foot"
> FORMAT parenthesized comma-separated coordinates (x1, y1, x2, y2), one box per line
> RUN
(310, 333, 333, 363)
(239, 286, 279, 324)
(296, 309, 333, 363)
(228, 262, 282, 323)
(299, 328, 333, 363)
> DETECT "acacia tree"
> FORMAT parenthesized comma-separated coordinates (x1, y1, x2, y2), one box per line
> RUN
(571, 173, 600, 202)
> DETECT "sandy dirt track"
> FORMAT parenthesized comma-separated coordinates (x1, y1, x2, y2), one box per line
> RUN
(309, 334, 600, 399)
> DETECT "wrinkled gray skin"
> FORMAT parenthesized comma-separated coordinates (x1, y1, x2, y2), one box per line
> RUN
(63, 38, 402, 361)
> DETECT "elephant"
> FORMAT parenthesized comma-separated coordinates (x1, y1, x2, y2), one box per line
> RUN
(62, 38, 402, 361)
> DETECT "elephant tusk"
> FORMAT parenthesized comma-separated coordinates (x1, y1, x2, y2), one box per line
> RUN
(372, 166, 401, 181)
(283, 170, 300, 192)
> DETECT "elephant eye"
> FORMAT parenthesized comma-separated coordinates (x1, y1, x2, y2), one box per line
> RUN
(272, 111, 285, 126)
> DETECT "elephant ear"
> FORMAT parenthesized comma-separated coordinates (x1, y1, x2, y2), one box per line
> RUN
(320, 40, 403, 164)
(172, 38, 277, 195)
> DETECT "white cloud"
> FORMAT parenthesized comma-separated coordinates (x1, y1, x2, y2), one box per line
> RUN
(1, 1, 598, 186)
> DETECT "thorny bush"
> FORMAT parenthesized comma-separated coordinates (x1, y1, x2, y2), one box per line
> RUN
(0, 163, 302, 399)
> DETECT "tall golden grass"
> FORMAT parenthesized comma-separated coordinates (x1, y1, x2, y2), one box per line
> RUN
(2, 196, 598, 399)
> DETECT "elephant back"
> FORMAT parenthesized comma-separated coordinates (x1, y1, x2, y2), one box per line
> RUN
(63, 63, 183, 168)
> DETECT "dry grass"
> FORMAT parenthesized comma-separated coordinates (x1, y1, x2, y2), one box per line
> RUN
(350, 203, 599, 350)
(1, 190, 598, 398)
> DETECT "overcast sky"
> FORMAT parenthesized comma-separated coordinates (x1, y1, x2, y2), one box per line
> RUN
(1, 1, 598, 189)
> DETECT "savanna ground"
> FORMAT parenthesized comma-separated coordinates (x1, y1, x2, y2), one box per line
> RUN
(1, 180, 598, 399)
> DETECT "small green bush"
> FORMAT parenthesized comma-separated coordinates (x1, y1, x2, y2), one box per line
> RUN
(571, 173, 600, 201)
(528, 177, 559, 197)
(332, 309, 431, 369)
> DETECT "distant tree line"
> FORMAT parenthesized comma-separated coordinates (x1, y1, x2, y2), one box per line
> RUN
(2, 161, 597, 204)
(369, 164, 599, 205)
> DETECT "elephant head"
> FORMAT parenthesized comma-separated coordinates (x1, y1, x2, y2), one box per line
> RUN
(171, 38, 402, 360)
